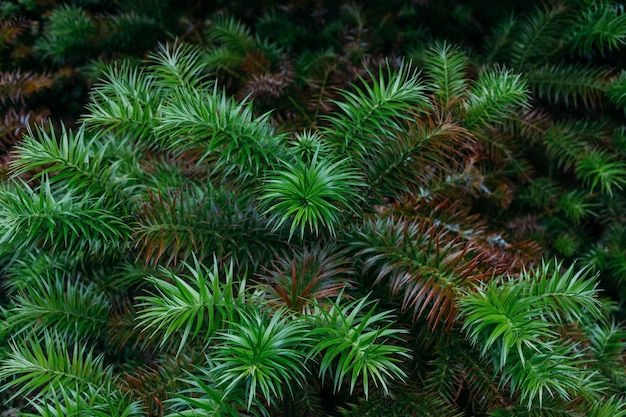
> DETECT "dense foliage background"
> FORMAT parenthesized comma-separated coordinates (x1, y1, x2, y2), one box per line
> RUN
(0, 0, 625, 416)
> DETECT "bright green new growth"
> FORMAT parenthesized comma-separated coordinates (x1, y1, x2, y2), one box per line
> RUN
(136, 257, 246, 355)
(308, 295, 409, 398)
(260, 152, 363, 239)
(460, 261, 603, 408)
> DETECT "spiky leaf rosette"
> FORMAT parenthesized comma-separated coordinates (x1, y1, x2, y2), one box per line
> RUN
(307, 295, 410, 398)
(260, 152, 364, 239)
(212, 308, 311, 410)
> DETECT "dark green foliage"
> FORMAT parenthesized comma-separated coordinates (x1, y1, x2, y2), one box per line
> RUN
(340, 389, 465, 417)
(34, 5, 97, 63)
(1, 1, 626, 416)
(475, 0, 626, 304)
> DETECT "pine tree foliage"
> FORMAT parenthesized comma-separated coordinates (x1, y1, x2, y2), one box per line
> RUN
(136, 258, 246, 355)
(339, 389, 465, 417)
(0, 330, 137, 407)
(460, 261, 604, 408)
(1, 1, 626, 415)
(478, 0, 626, 291)
(568, 1, 626, 57)
(307, 295, 410, 398)
(3, 274, 110, 340)
(212, 308, 311, 409)
(34, 4, 97, 64)
(260, 152, 363, 238)
(0, 44, 425, 414)
(0, 0, 178, 179)
(33, 2, 167, 65)
(608, 71, 626, 110)
(257, 243, 354, 312)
